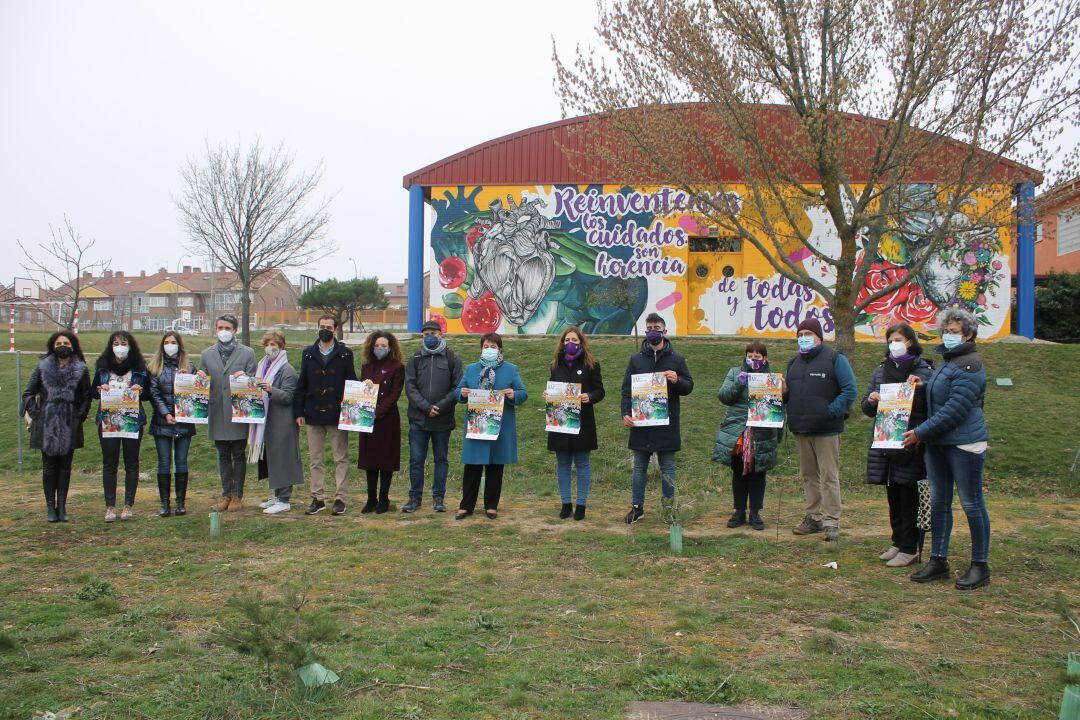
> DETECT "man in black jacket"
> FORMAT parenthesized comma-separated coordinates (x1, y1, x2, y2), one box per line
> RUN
(293, 315, 358, 516)
(402, 320, 463, 513)
(620, 313, 694, 524)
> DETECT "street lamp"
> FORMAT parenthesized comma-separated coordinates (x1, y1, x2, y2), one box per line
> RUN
(348, 258, 358, 278)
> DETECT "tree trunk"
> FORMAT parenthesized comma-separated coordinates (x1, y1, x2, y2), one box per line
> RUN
(830, 299, 857, 358)
(241, 284, 252, 347)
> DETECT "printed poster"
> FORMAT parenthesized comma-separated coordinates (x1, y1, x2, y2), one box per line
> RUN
(545, 381, 582, 435)
(746, 373, 785, 428)
(229, 375, 266, 425)
(872, 381, 917, 449)
(338, 380, 379, 433)
(173, 373, 209, 425)
(630, 372, 669, 427)
(100, 388, 141, 438)
(465, 389, 505, 441)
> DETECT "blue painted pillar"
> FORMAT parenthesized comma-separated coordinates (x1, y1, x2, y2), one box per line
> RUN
(1015, 181, 1036, 339)
(407, 184, 425, 333)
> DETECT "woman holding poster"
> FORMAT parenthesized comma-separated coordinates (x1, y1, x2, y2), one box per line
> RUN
(711, 342, 782, 531)
(148, 331, 197, 517)
(91, 331, 150, 523)
(455, 333, 528, 520)
(356, 331, 405, 514)
(861, 324, 933, 567)
(546, 327, 605, 521)
(250, 331, 303, 515)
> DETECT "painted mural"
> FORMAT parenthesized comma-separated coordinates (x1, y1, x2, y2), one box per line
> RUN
(426, 185, 1012, 340)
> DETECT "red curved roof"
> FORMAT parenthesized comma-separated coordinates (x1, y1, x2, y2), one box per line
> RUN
(403, 103, 1041, 189)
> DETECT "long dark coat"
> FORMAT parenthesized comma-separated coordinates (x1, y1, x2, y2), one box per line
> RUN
(22, 355, 93, 453)
(862, 353, 934, 486)
(357, 358, 405, 472)
(547, 357, 605, 453)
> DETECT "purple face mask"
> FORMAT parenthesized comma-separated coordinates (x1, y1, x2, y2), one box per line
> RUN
(645, 328, 664, 346)
(747, 357, 764, 371)
(564, 341, 582, 361)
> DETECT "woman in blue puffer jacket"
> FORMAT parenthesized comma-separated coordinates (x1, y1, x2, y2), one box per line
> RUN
(903, 308, 991, 591)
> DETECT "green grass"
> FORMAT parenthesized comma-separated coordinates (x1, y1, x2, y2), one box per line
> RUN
(0, 331, 1077, 719)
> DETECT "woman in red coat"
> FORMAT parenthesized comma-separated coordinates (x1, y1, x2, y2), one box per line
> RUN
(357, 331, 405, 513)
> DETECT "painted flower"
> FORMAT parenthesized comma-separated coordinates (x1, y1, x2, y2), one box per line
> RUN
(992, 260, 1002, 270)
(958, 281, 978, 300)
(945, 237, 955, 246)
(976, 249, 992, 264)
(856, 262, 909, 316)
(438, 256, 467, 289)
(963, 251, 978, 266)
(893, 283, 940, 324)
(969, 270, 984, 284)
(977, 294, 987, 305)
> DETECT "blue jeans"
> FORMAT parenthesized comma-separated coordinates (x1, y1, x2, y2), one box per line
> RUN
(154, 434, 192, 475)
(555, 450, 592, 505)
(408, 423, 450, 502)
(925, 444, 990, 563)
(631, 450, 676, 507)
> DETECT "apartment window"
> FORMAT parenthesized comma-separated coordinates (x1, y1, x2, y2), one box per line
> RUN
(176, 295, 194, 307)
(77, 300, 88, 311)
(93, 300, 112, 311)
(133, 295, 148, 310)
(214, 291, 241, 310)
(149, 295, 169, 307)
(141, 316, 169, 331)
(1058, 210, 1080, 256)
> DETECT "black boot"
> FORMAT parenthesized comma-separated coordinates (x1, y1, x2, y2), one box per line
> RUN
(955, 562, 990, 591)
(910, 556, 951, 583)
(574, 504, 586, 521)
(748, 510, 765, 531)
(362, 476, 378, 513)
(560, 502, 573, 519)
(174, 473, 188, 516)
(157, 474, 172, 517)
(43, 473, 59, 523)
(375, 474, 391, 514)
(726, 510, 746, 528)
(56, 471, 70, 523)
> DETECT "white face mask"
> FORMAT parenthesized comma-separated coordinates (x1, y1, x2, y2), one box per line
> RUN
(163, 343, 179, 357)
(265, 346, 279, 359)
(217, 329, 234, 344)
(112, 344, 130, 360)
(888, 341, 908, 358)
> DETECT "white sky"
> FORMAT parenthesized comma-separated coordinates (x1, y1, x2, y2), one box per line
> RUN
(0, 0, 598, 286)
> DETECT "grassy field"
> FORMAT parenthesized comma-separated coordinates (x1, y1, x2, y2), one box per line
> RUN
(0, 331, 1077, 719)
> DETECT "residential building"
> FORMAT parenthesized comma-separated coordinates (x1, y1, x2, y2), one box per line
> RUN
(1032, 177, 1080, 276)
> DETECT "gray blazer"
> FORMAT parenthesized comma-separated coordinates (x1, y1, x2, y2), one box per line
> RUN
(263, 361, 303, 490)
(200, 342, 258, 441)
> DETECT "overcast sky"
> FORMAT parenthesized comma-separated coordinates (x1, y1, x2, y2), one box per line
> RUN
(0, 0, 598, 286)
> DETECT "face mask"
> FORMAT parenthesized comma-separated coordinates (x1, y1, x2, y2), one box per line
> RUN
(373, 346, 389, 360)
(645, 329, 664, 346)
(113, 345, 130, 360)
(318, 328, 334, 343)
(564, 341, 580, 355)
(480, 347, 499, 364)
(423, 334, 440, 350)
(747, 357, 764, 370)
(942, 332, 963, 350)
(163, 343, 179, 357)
(217, 330, 234, 344)
(797, 336, 816, 351)
(54, 345, 73, 359)
(888, 341, 908, 358)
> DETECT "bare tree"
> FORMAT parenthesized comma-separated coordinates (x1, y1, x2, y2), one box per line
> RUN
(17, 216, 111, 329)
(555, 0, 1080, 352)
(176, 140, 334, 345)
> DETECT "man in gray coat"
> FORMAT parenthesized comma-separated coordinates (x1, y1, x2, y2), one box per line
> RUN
(402, 320, 462, 513)
(199, 314, 257, 512)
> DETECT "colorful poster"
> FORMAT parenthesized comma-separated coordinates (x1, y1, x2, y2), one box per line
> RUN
(545, 381, 582, 435)
(746, 373, 785, 428)
(100, 388, 141, 438)
(229, 375, 266, 425)
(465, 389, 505, 441)
(630, 372, 669, 427)
(872, 381, 917, 449)
(173, 373, 209, 425)
(338, 380, 379, 433)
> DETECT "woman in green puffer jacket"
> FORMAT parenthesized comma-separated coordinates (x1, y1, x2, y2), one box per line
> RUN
(711, 341, 783, 530)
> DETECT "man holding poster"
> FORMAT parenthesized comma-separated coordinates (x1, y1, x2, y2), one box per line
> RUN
(620, 313, 693, 525)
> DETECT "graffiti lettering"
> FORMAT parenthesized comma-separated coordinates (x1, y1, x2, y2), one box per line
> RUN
(554, 186, 742, 224)
(584, 218, 686, 249)
(743, 273, 835, 333)
(596, 252, 687, 280)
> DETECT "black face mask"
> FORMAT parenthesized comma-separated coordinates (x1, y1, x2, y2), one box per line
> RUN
(318, 329, 334, 343)
(54, 346, 73, 359)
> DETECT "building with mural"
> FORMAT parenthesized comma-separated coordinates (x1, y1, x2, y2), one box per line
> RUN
(403, 106, 1041, 340)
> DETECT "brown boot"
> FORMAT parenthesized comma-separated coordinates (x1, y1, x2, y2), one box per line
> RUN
(213, 496, 231, 512)
(227, 496, 243, 512)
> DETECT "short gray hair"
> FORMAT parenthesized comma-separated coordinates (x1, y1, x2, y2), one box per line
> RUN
(937, 307, 978, 338)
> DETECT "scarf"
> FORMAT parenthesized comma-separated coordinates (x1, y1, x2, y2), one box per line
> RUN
(421, 338, 447, 356)
(247, 350, 288, 462)
(39, 354, 86, 456)
(479, 352, 503, 390)
(217, 340, 236, 367)
(741, 426, 756, 474)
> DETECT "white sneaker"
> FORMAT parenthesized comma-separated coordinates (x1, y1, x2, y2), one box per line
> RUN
(263, 501, 291, 515)
(886, 552, 918, 567)
(879, 546, 900, 561)
(259, 497, 278, 509)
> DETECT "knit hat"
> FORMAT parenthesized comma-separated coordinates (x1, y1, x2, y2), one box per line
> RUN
(796, 317, 824, 339)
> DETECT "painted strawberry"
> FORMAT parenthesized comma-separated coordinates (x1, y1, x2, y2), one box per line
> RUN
(460, 293, 502, 333)
(427, 313, 447, 333)
(439, 256, 467, 289)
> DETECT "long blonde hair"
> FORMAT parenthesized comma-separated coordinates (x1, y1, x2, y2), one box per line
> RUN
(148, 331, 189, 376)
(550, 326, 596, 369)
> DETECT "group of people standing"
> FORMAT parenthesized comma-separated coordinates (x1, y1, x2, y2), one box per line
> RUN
(21, 307, 992, 590)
